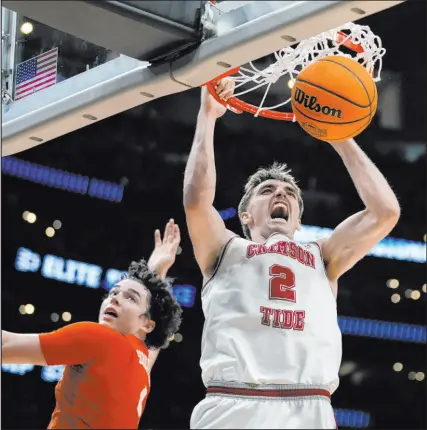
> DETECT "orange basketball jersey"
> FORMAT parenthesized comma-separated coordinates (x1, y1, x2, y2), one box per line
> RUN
(39, 322, 150, 429)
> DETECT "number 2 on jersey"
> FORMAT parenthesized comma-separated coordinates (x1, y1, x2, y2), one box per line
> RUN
(269, 264, 296, 302)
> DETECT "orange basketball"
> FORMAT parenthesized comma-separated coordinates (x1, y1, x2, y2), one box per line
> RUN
(291, 56, 378, 142)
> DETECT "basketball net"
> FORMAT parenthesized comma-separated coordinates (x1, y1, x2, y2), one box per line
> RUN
(206, 22, 385, 121)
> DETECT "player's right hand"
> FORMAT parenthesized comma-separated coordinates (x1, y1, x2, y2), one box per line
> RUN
(147, 219, 181, 280)
(201, 78, 235, 119)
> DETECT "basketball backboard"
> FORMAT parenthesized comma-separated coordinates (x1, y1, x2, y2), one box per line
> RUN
(1, 1, 404, 156)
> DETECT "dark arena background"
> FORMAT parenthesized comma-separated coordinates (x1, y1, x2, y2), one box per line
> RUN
(1, 1, 426, 429)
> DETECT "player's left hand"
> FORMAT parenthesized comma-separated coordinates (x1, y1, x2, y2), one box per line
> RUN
(147, 219, 181, 280)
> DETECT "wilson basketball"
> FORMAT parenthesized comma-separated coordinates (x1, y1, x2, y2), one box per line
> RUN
(291, 56, 378, 141)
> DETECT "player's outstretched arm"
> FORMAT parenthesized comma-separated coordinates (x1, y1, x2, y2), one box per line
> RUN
(319, 138, 400, 283)
(146, 219, 181, 372)
(2, 331, 47, 365)
(2, 322, 129, 366)
(183, 79, 235, 278)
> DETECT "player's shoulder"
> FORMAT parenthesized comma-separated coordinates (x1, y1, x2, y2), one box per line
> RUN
(87, 323, 137, 363)
(224, 230, 248, 246)
(124, 334, 149, 355)
(299, 238, 324, 251)
(225, 229, 239, 240)
(309, 238, 328, 259)
(68, 321, 119, 333)
(69, 321, 129, 345)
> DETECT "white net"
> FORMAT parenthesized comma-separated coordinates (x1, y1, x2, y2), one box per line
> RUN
(223, 22, 386, 118)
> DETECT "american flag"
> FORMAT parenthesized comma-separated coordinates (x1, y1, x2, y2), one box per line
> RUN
(14, 48, 58, 101)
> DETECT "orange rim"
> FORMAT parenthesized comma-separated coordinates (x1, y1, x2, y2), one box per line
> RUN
(204, 67, 295, 120)
(335, 31, 364, 54)
(204, 31, 367, 121)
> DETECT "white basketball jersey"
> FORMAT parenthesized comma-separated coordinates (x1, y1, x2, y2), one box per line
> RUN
(200, 233, 342, 393)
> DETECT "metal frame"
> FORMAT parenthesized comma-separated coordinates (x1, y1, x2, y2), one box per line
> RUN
(1, 7, 17, 107)
(2, 0, 404, 156)
(2, 1, 201, 60)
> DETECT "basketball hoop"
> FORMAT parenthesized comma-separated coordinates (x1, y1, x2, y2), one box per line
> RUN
(205, 22, 385, 121)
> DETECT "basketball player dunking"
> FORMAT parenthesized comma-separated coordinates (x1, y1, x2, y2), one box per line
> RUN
(184, 79, 400, 429)
(2, 220, 182, 429)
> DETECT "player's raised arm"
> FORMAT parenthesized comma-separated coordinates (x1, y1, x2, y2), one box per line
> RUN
(184, 80, 235, 277)
(319, 138, 400, 283)
(146, 219, 181, 372)
(147, 219, 180, 281)
(2, 322, 127, 366)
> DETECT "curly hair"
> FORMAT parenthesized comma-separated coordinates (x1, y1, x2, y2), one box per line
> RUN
(124, 259, 182, 350)
(237, 162, 304, 240)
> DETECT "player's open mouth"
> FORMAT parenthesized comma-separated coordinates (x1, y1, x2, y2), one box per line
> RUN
(104, 307, 118, 319)
(270, 204, 289, 221)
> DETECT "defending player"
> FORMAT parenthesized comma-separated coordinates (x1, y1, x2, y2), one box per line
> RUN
(2, 219, 182, 429)
(184, 80, 400, 429)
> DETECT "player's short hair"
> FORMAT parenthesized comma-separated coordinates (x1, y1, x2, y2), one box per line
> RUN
(237, 162, 304, 240)
(126, 259, 182, 349)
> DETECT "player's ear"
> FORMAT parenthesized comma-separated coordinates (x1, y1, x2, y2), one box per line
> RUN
(142, 319, 155, 334)
(296, 218, 302, 231)
(241, 212, 253, 227)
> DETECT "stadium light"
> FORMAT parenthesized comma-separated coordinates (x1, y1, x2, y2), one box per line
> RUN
(391, 293, 400, 303)
(408, 371, 416, 380)
(404, 289, 412, 298)
(20, 22, 34, 35)
(45, 227, 55, 238)
(415, 372, 425, 381)
(62, 312, 72, 322)
(26, 212, 37, 224)
(393, 362, 403, 372)
(410, 290, 421, 300)
(387, 279, 399, 289)
(24, 304, 35, 314)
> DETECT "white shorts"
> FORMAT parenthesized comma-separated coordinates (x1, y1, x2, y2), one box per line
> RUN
(190, 382, 337, 429)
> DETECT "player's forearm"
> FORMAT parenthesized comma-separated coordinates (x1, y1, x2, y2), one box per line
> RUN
(147, 260, 167, 280)
(2, 330, 13, 347)
(183, 111, 217, 209)
(2, 330, 47, 365)
(330, 139, 400, 220)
